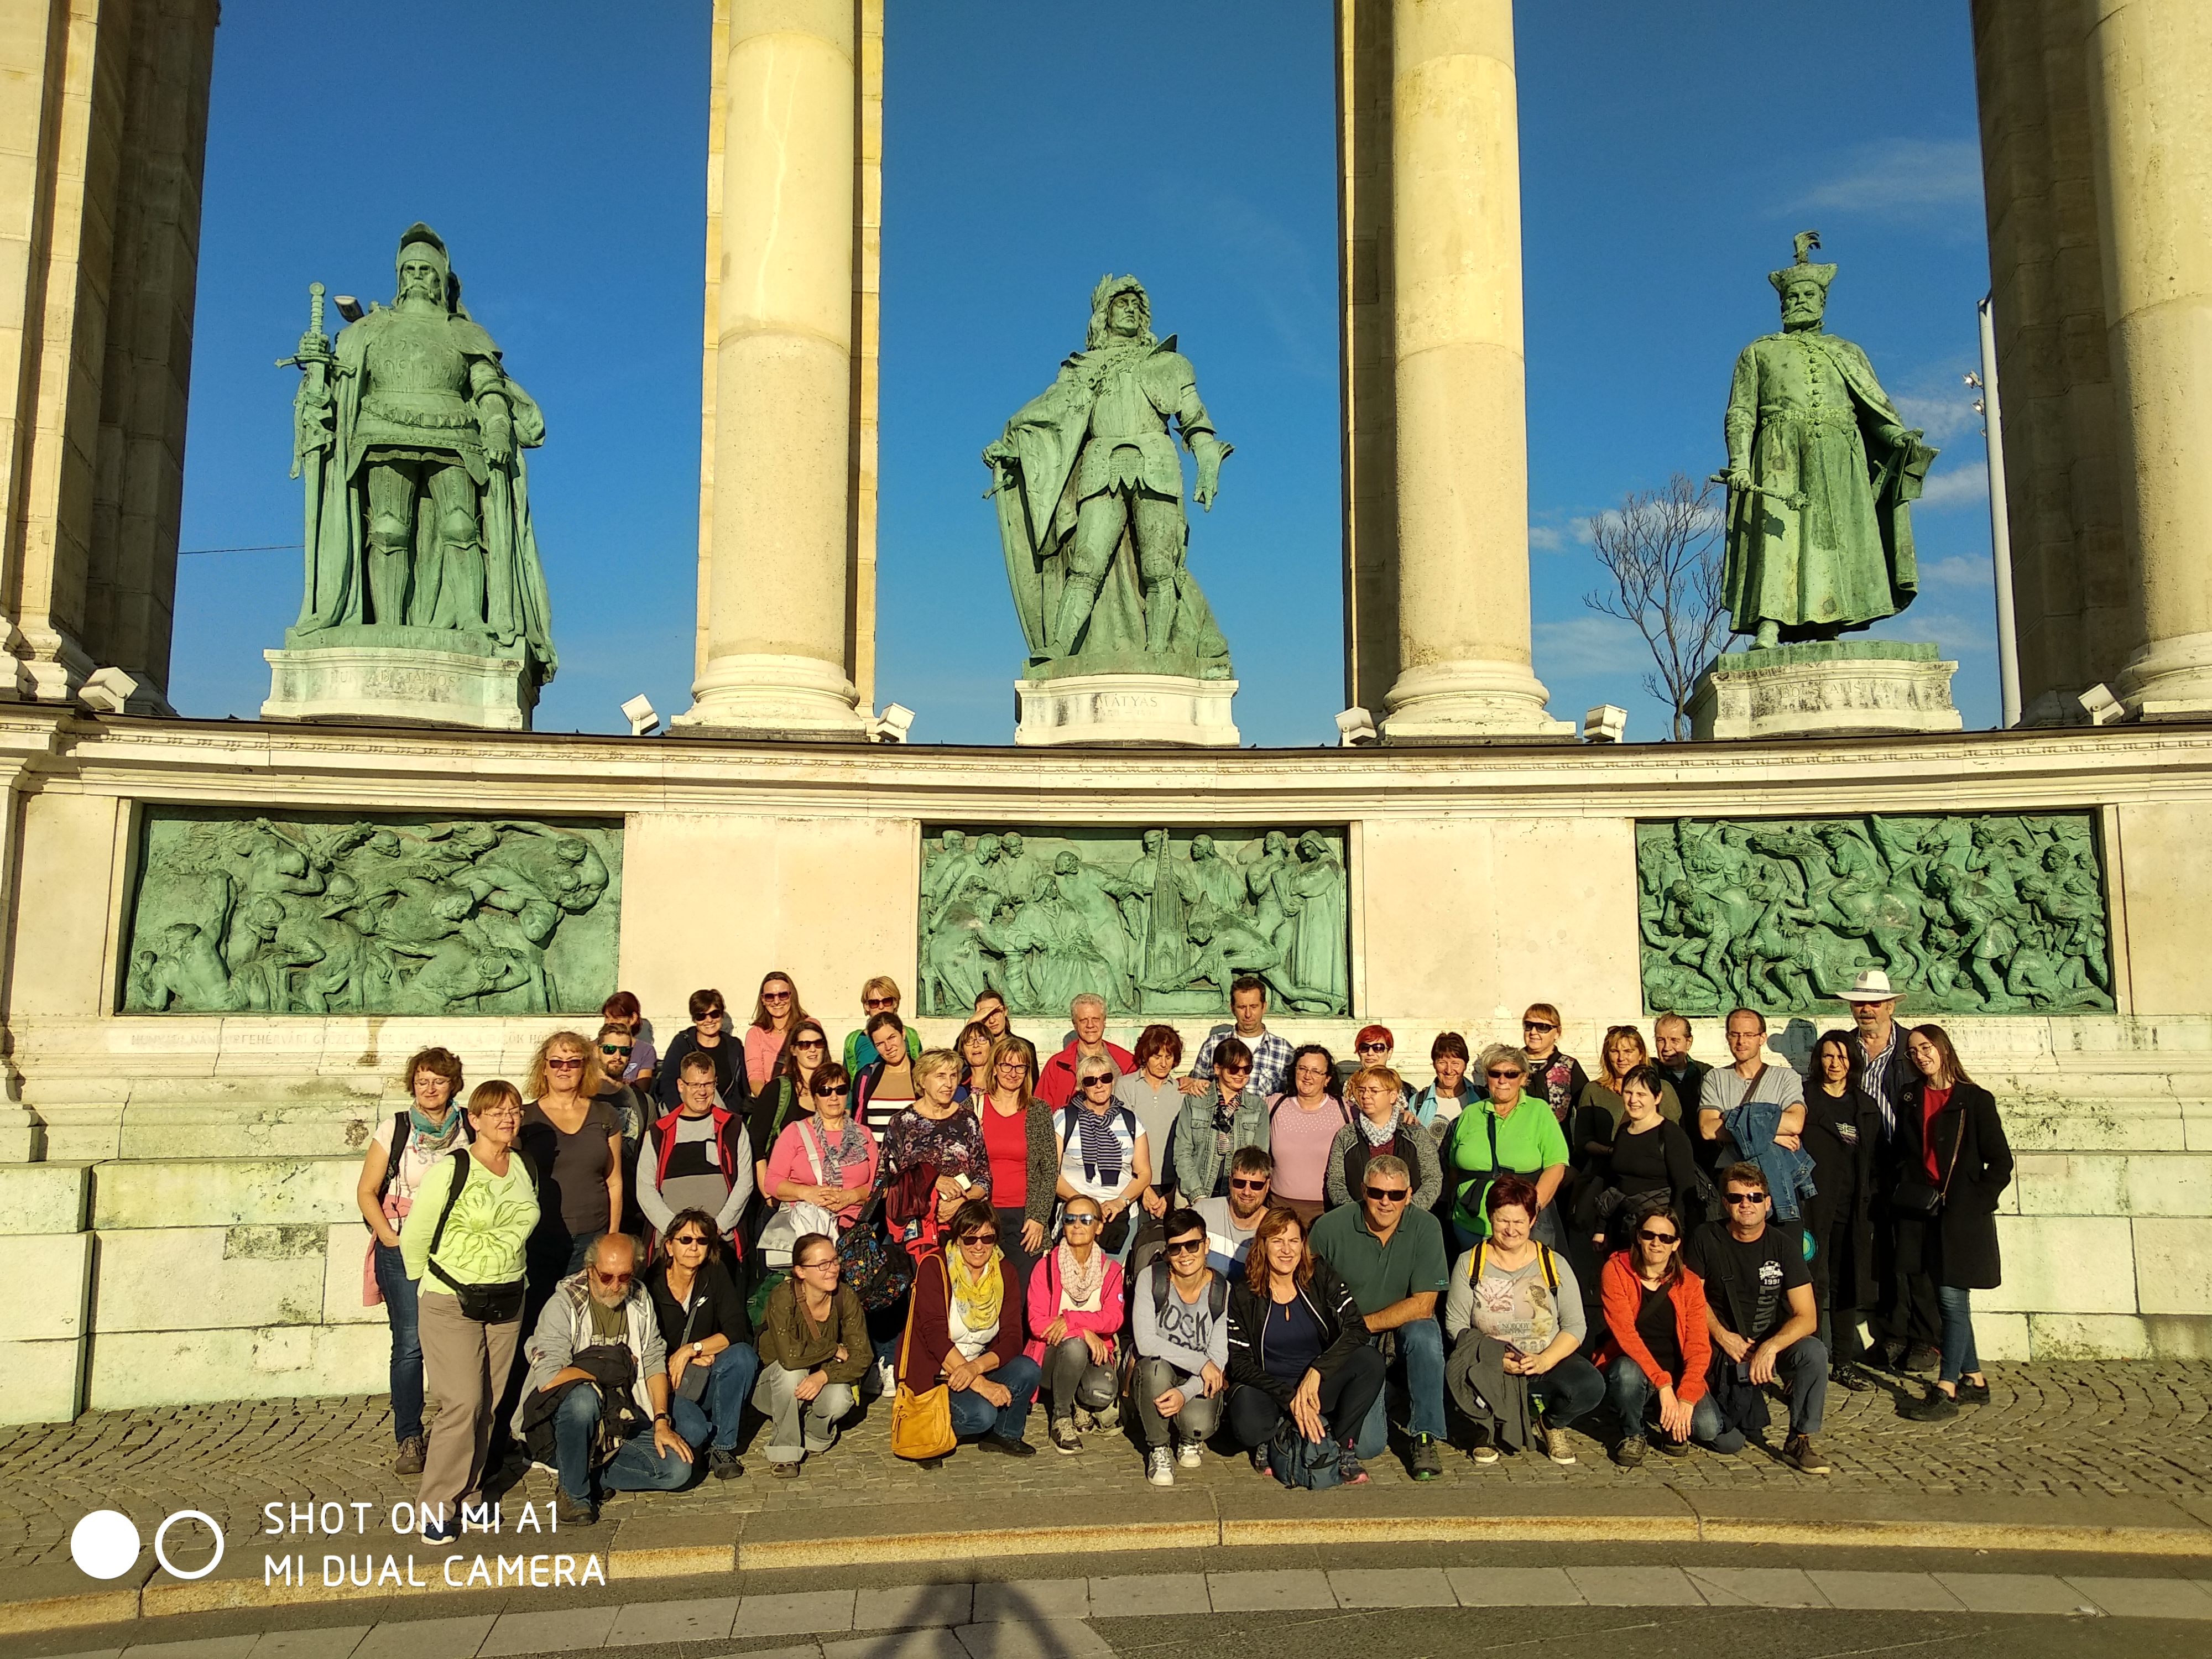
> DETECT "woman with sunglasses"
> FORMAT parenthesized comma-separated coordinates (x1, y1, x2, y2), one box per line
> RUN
(1224, 1206, 1384, 1484)
(656, 989, 749, 1112)
(753, 1232, 871, 1474)
(843, 975, 921, 1076)
(979, 1036, 1055, 1299)
(1169, 1036, 1272, 1208)
(897, 1198, 1041, 1464)
(743, 971, 811, 1093)
(1324, 1065, 1442, 1211)
(764, 1063, 880, 1231)
(1801, 1029, 1881, 1389)
(1441, 1044, 1571, 1253)
(644, 1208, 759, 1480)
(1594, 1199, 1735, 1463)
(1025, 1195, 1127, 1453)
(519, 1031, 625, 1280)
(1051, 1062, 1151, 1264)
(1520, 1004, 1588, 1126)
(749, 1018, 833, 1200)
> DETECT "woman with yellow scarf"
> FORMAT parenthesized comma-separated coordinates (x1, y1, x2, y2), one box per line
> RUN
(894, 1198, 1041, 1465)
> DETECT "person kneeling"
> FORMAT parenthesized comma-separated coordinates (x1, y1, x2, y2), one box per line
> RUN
(645, 1209, 759, 1481)
(1686, 1162, 1831, 1473)
(1132, 1208, 1230, 1485)
(1225, 1207, 1385, 1486)
(1594, 1201, 1739, 1463)
(1443, 1175, 1605, 1467)
(753, 1233, 872, 1475)
(1026, 1197, 1126, 1454)
(896, 1199, 1040, 1465)
(517, 1233, 700, 1525)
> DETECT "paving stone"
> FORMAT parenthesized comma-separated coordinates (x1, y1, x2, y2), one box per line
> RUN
(121, 1641, 259, 1659)
(2067, 1577, 2212, 1620)
(1565, 1565, 1704, 1606)
(1206, 1569, 1335, 1611)
(954, 1621, 1114, 1659)
(605, 1595, 741, 1645)
(1683, 1568, 1827, 1608)
(1808, 1570, 1965, 1611)
(822, 1634, 967, 1659)
(1326, 1568, 1455, 1608)
(969, 1580, 1088, 1623)
(1089, 1573, 1208, 1616)
(478, 1605, 619, 1655)
(1933, 1573, 2096, 1615)
(854, 1583, 973, 1630)
(1446, 1566, 1583, 1606)
(743, 1590, 859, 1637)
(248, 1629, 371, 1658)
(347, 1614, 498, 1659)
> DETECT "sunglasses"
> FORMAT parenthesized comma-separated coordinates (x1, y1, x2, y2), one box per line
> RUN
(1523, 1021, 1557, 1033)
(794, 1037, 827, 1050)
(547, 1057, 583, 1070)
(763, 989, 792, 1001)
(1064, 1212, 1102, 1227)
(864, 997, 897, 1010)
(670, 1235, 709, 1249)
(1488, 1070, 1524, 1080)
(1363, 1187, 1409, 1203)
(591, 1271, 634, 1287)
(1723, 1192, 1767, 1207)
(600, 1044, 632, 1056)
(1637, 1229, 1679, 1244)
(1357, 1042, 1389, 1055)
(699, 1010, 725, 1021)
(958, 1233, 999, 1247)
(1229, 1177, 1269, 1192)
(1081, 1075, 1114, 1088)
(1165, 1238, 1207, 1255)
(1217, 1066, 1251, 1078)
(813, 1086, 849, 1099)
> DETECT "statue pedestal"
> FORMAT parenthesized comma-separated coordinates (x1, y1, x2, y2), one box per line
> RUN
(1690, 640, 1963, 742)
(263, 633, 538, 732)
(1014, 673, 1239, 748)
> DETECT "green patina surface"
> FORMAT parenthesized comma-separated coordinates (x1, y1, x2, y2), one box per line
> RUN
(121, 808, 620, 1016)
(983, 275, 1234, 681)
(1637, 812, 2112, 1016)
(919, 827, 1348, 1019)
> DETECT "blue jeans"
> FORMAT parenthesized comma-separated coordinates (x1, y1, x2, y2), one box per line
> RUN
(1936, 1284, 1981, 1384)
(1605, 1355, 1732, 1448)
(373, 1243, 424, 1444)
(551, 1385, 708, 1500)
(688, 1342, 761, 1453)
(946, 1354, 1041, 1442)
(1354, 1319, 1448, 1457)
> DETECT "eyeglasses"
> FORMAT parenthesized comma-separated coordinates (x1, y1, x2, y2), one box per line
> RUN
(996, 1058, 1028, 1072)
(1081, 1075, 1114, 1088)
(1165, 1238, 1207, 1255)
(1487, 1070, 1524, 1080)
(547, 1057, 583, 1070)
(864, 997, 897, 1010)
(477, 1108, 523, 1123)
(762, 989, 792, 1002)
(1523, 1020, 1557, 1033)
(796, 1257, 840, 1272)
(1637, 1229, 1679, 1245)
(670, 1235, 709, 1249)
(1363, 1187, 1409, 1203)
(1229, 1177, 1269, 1192)
(1723, 1192, 1766, 1207)
(600, 1044, 633, 1056)
(1063, 1213, 1102, 1227)
(1357, 1042, 1389, 1055)
(794, 1038, 827, 1051)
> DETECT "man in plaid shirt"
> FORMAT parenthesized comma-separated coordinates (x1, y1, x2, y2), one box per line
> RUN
(1186, 978, 1293, 1098)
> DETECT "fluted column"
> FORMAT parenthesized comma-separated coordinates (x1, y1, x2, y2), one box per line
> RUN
(1379, 0, 1568, 740)
(676, 0, 869, 738)
(2091, 0, 2212, 719)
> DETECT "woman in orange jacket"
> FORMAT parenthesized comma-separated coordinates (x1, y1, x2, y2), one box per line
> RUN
(1593, 1201, 1743, 1463)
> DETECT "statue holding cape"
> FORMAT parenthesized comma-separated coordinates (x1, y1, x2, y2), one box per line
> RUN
(283, 224, 555, 688)
(983, 275, 1233, 678)
(1721, 233, 1937, 648)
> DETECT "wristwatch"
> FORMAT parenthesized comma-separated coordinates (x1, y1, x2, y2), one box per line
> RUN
(654, 1411, 671, 1424)
(692, 1341, 705, 1359)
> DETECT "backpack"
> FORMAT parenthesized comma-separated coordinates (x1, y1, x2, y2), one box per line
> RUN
(1266, 1417, 1344, 1490)
(1150, 1259, 1231, 1325)
(1469, 1238, 1560, 1296)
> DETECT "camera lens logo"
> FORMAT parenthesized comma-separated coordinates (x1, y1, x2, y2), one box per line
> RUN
(70, 1510, 223, 1580)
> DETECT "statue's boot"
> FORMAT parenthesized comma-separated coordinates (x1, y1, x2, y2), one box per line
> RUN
(1051, 576, 1102, 655)
(1755, 619, 1781, 649)
(1141, 562, 1176, 653)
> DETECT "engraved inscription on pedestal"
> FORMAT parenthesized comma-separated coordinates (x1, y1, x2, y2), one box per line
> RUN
(918, 825, 1348, 1017)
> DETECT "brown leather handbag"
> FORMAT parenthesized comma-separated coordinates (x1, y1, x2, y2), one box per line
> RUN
(889, 1256, 957, 1462)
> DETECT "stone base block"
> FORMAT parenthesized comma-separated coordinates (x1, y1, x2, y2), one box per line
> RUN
(88, 1322, 387, 1410)
(1014, 674, 1239, 747)
(263, 641, 537, 732)
(1690, 641, 1964, 740)
(0, 1339, 84, 1423)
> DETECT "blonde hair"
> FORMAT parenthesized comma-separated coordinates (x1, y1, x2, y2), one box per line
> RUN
(913, 1047, 961, 1088)
(860, 974, 901, 1005)
(1349, 1064, 1404, 1099)
(525, 1030, 607, 1099)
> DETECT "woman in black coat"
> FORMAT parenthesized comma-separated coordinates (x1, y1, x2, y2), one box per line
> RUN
(1894, 1024, 2012, 1422)
(1801, 1031, 1882, 1390)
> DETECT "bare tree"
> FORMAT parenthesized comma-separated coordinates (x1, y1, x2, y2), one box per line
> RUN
(1581, 473, 1727, 740)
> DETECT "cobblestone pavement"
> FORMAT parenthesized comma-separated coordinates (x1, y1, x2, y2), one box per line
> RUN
(1, 1362, 2205, 1570)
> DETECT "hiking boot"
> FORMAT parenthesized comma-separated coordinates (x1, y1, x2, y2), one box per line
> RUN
(1176, 1439, 1204, 1469)
(1904, 1386, 1960, 1422)
(1146, 1446, 1175, 1487)
(1782, 1432, 1831, 1473)
(1611, 1434, 1647, 1468)
(1542, 1425, 1577, 1465)
(1410, 1433, 1444, 1480)
(393, 1434, 426, 1477)
(1337, 1446, 1369, 1485)
(554, 1493, 597, 1528)
(1901, 1344, 1942, 1375)
(708, 1448, 744, 1480)
(978, 1433, 1035, 1457)
(1050, 1417, 1082, 1455)
(1652, 1432, 1691, 1458)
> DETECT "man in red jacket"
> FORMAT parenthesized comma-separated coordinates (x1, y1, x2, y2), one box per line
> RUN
(1035, 993, 1136, 1109)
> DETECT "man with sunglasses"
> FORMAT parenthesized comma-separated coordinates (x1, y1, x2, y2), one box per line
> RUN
(1684, 1163, 1830, 1474)
(1310, 1152, 1452, 1480)
(1131, 1207, 1231, 1485)
(1191, 1147, 1273, 1276)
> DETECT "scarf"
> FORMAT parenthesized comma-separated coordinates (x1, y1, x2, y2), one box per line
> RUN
(947, 1244, 1005, 1333)
(1358, 1110, 1401, 1149)
(1075, 1102, 1125, 1185)
(1053, 1241, 1105, 1312)
(410, 1104, 466, 1152)
(807, 1115, 869, 1185)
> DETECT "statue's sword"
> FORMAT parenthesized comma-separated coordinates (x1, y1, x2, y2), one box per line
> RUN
(278, 284, 335, 624)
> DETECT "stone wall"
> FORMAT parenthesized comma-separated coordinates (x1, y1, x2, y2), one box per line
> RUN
(1, 709, 2208, 1419)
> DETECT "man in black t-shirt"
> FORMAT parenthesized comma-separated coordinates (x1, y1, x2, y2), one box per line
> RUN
(1684, 1162, 1829, 1475)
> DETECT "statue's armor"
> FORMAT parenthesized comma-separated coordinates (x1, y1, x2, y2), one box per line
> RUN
(1075, 347, 1202, 502)
(356, 312, 481, 458)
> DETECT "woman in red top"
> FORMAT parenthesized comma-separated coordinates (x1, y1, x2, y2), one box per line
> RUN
(1595, 1201, 1740, 1462)
(978, 1035, 1055, 1302)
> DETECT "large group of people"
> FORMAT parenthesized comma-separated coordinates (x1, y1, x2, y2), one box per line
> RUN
(356, 964, 2013, 1531)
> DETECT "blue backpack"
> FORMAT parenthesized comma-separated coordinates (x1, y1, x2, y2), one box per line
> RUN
(1266, 1418, 1344, 1490)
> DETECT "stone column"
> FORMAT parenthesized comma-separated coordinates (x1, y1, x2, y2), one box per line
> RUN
(2090, 0, 2212, 719)
(676, 0, 869, 738)
(1379, 0, 1568, 740)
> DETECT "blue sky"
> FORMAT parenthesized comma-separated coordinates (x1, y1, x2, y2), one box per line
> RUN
(174, 1, 2001, 744)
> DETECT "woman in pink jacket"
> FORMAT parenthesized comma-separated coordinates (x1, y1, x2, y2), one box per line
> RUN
(1025, 1194, 1126, 1455)
(763, 1065, 880, 1230)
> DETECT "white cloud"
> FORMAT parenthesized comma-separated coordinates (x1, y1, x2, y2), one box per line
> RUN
(1797, 139, 1985, 216)
(1917, 553, 1994, 591)
(1528, 523, 1567, 552)
(1534, 613, 1655, 681)
(1917, 456, 1990, 510)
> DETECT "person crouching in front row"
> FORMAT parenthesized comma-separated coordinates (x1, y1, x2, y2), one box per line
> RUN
(895, 1198, 1041, 1466)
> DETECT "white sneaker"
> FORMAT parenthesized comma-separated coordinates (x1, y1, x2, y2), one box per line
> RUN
(1176, 1440, 1204, 1469)
(1146, 1446, 1175, 1486)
